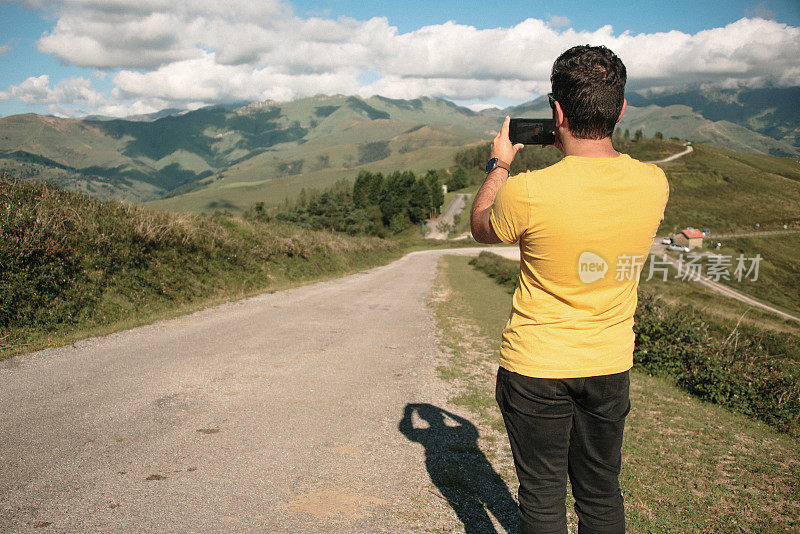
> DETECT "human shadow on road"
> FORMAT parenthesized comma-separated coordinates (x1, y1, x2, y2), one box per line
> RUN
(399, 403, 518, 533)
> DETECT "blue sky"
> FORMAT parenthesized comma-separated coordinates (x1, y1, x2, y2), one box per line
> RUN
(293, 0, 799, 34)
(1, 0, 798, 117)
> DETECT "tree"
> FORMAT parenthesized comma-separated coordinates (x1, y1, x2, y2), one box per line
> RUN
(409, 178, 431, 223)
(654, 131, 664, 140)
(315, 154, 331, 169)
(634, 129, 644, 141)
(379, 170, 415, 226)
(623, 129, 630, 141)
(424, 170, 444, 216)
(353, 171, 383, 209)
(358, 141, 391, 164)
(447, 166, 468, 191)
(277, 160, 304, 175)
(297, 188, 308, 208)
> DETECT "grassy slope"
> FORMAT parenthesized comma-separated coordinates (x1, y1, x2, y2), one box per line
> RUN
(654, 143, 800, 233)
(0, 178, 403, 359)
(662, 233, 800, 318)
(432, 254, 799, 533)
(0, 114, 128, 168)
(619, 104, 798, 156)
(145, 120, 482, 214)
(455, 137, 800, 238)
(715, 234, 800, 317)
(639, 256, 800, 345)
(614, 137, 687, 161)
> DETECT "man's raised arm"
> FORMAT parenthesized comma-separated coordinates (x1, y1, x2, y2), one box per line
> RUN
(470, 116, 523, 244)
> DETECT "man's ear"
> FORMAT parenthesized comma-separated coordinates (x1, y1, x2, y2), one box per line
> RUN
(554, 101, 566, 127)
(617, 98, 627, 123)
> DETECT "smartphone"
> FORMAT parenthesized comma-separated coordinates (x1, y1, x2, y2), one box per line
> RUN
(509, 118, 556, 146)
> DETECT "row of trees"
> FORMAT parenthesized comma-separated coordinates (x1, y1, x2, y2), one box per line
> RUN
(612, 128, 664, 142)
(252, 169, 446, 237)
(453, 143, 562, 175)
(453, 130, 668, 177)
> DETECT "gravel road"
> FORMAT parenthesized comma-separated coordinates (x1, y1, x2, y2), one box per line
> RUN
(648, 240, 800, 323)
(644, 143, 693, 164)
(0, 247, 518, 533)
(426, 194, 471, 240)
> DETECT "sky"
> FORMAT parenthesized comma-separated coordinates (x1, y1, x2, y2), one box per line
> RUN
(0, 0, 798, 118)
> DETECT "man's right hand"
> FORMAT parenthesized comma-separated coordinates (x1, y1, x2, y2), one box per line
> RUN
(491, 116, 524, 165)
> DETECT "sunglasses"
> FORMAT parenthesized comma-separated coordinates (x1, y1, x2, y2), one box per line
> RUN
(547, 93, 556, 110)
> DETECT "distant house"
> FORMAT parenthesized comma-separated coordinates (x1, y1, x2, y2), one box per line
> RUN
(674, 228, 704, 249)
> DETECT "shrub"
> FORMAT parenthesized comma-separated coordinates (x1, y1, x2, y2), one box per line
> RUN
(469, 252, 518, 293)
(635, 293, 799, 435)
(357, 141, 390, 164)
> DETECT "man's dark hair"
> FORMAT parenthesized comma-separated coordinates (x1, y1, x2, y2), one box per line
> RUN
(550, 45, 626, 140)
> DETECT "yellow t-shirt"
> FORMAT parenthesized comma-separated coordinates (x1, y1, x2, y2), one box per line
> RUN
(489, 153, 669, 378)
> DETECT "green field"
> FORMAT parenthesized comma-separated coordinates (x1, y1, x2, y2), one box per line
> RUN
(640, 257, 800, 346)
(654, 143, 800, 233)
(430, 254, 799, 532)
(146, 140, 473, 214)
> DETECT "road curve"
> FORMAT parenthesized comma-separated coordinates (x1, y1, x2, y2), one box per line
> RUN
(649, 240, 800, 323)
(644, 143, 693, 164)
(0, 247, 516, 533)
(425, 193, 471, 240)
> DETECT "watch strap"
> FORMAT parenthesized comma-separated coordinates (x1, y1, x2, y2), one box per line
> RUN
(489, 158, 511, 173)
(494, 159, 511, 172)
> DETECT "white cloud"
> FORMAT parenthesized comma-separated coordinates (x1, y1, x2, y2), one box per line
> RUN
(0, 74, 106, 107)
(111, 53, 362, 103)
(4, 2, 800, 116)
(0, 44, 10, 56)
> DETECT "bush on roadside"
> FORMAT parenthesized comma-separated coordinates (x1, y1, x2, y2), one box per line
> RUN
(469, 251, 518, 293)
(635, 293, 799, 435)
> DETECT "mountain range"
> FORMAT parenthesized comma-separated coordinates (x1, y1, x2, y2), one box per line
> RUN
(1, 86, 797, 213)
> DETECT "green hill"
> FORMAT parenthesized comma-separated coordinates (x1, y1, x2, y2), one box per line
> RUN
(628, 86, 800, 151)
(0, 95, 494, 207)
(619, 104, 798, 156)
(2, 89, 799, 212)
(653, 142, 800, 232)
(452, 136, 800, 235)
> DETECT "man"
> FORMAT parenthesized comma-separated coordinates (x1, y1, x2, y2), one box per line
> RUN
(470, 45, 668, 533)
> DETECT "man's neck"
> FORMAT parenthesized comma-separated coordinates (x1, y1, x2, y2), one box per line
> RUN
(559, 134, 620, 158)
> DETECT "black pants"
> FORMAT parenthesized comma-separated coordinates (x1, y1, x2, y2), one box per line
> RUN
(495, 366, 630, 534)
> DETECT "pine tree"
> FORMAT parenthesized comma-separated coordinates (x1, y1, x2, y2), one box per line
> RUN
(448, 167, 468, 191)
(424, 170, 444, 216)
(409, 178, 431, 223)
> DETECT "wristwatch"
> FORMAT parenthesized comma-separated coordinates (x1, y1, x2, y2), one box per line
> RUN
(485, 157, 511, 174)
